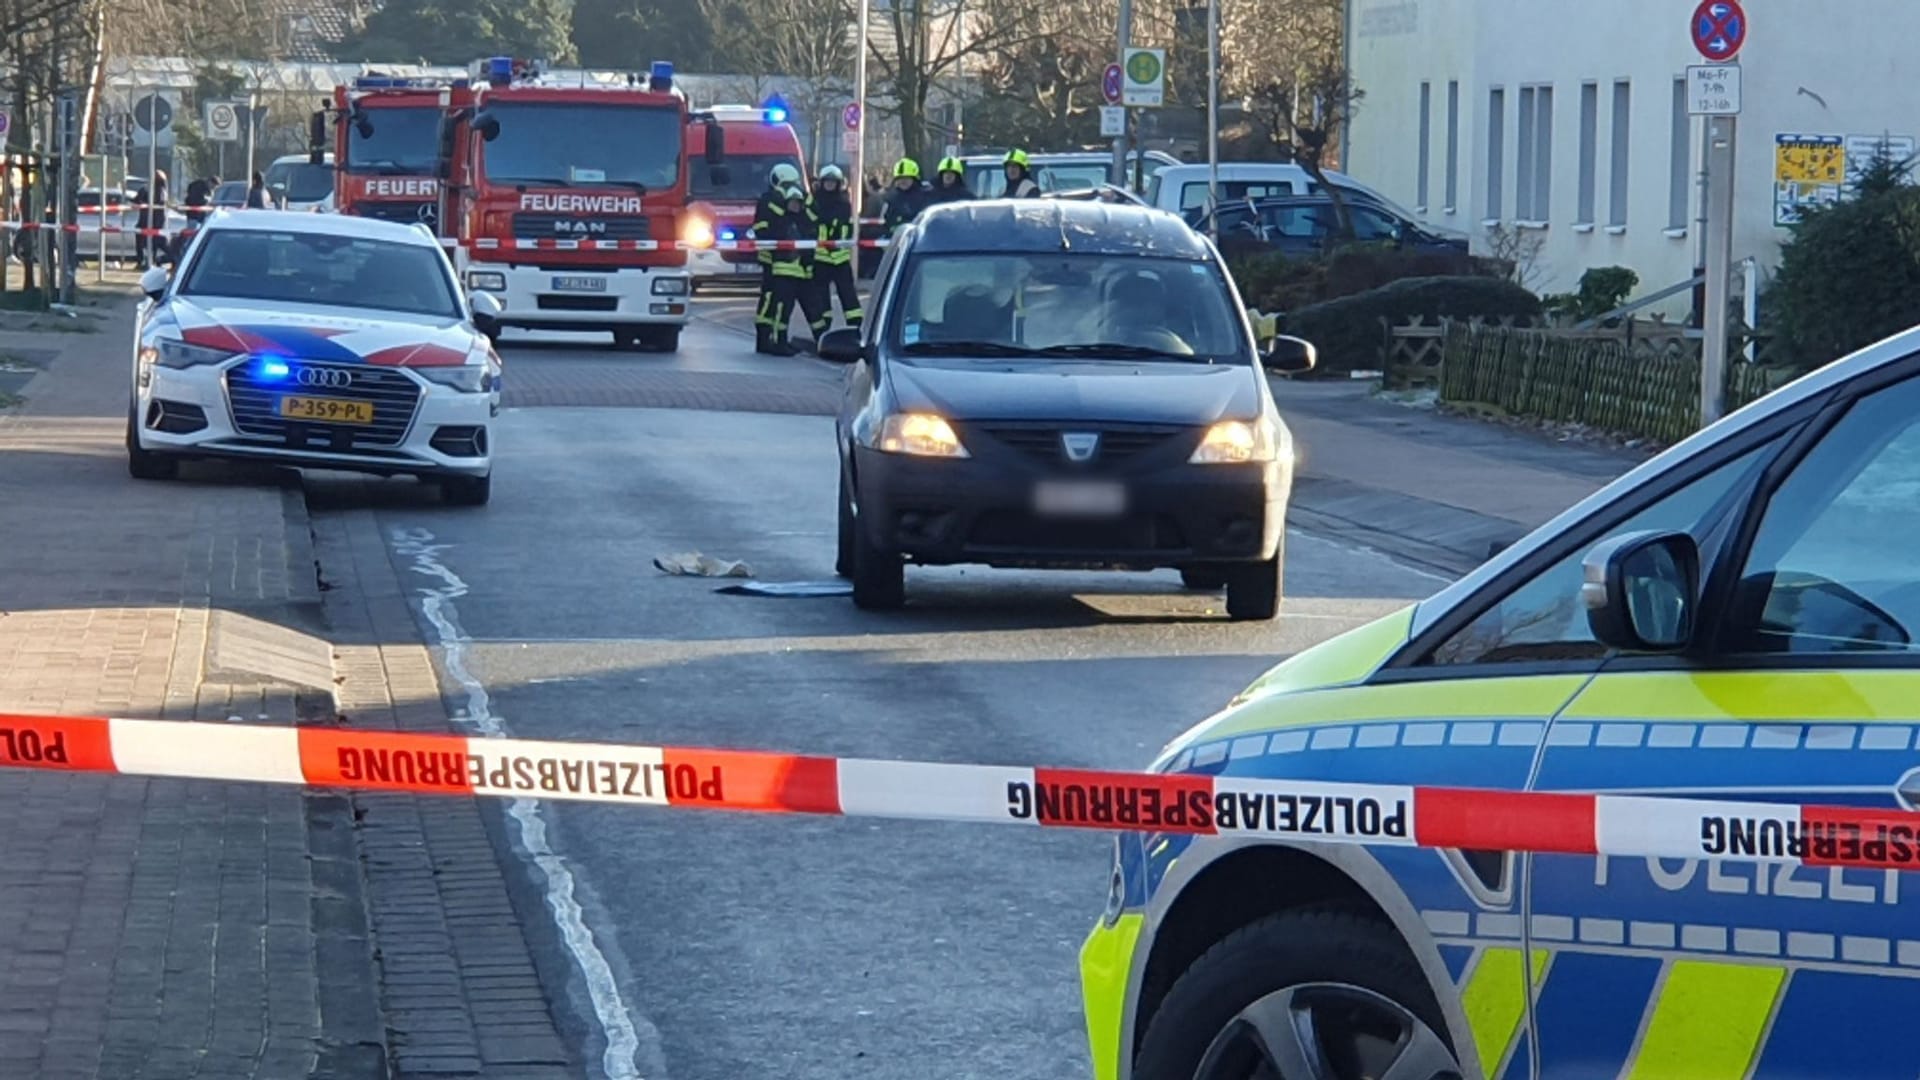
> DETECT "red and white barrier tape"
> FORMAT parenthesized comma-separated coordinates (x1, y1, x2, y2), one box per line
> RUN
(6, 221, 173, 237)
(452, 238, 889, 252)
(0, 712, 1909, 869)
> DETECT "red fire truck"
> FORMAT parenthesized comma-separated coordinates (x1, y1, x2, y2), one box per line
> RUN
(682, 103, 805, 292)
(439, 58, 725, 352)
(320, 74, 471, 231)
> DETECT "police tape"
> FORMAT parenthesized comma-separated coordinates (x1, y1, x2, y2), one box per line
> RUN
(2, 711, 1917, 869)
(6, 221, 172, 237)
(459, 238, 891, 253)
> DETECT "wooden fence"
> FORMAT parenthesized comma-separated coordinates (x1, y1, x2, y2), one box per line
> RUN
(1437, 322, 1798, 445)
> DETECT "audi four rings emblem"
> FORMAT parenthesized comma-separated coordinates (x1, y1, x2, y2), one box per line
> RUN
(296, 368, 352, 389)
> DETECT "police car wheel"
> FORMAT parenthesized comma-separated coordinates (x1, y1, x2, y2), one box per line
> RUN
(1134, 909, 1459, 1080)
(439, 473, 492, 507)
(126, 401, 179, 481)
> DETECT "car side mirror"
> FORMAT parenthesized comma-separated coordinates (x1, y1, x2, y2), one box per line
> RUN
(704, 121, 726, 167)
(469, 291, 504, 332)
(139, 265, 170, 301)
(475, 113, 500, 142)
(1262, 334, 1316, 374)
(1582, 530, 1699, 653)
(818, 327, 862, 363)
(707, 164, 732, 190)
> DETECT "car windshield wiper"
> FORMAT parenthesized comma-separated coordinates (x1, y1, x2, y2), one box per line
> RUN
(1037, 343, 1208, 362)
(898, 340, 1042, 357)
(350, 160, 426, 176)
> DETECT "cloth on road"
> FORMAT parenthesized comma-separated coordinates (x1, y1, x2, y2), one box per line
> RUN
(654, 551, 756, 578)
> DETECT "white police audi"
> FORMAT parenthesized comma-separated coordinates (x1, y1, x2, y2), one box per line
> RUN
(130, 210, 503, 504)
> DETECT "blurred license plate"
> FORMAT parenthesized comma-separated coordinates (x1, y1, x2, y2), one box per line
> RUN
(280, 396, 373, 424)
(552, 276, 607, 292)
(1033, 480, 1127, 517)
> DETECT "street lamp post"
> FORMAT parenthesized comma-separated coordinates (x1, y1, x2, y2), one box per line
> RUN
(853, 0, 870, 221)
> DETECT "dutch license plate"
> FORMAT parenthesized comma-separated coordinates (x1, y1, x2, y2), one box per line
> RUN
(1033, 480, 1128, 518)
(280, 396, 374, 425)
(552, 275, 608, 292)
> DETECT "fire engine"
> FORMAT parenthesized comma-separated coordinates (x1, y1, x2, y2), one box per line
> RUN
(437, 57, 726, 352)
(682, 101, 805, 292)
(318, 74, 471, 230)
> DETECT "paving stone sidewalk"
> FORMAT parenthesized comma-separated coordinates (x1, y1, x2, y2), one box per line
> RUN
(0, 288, 384, 1078)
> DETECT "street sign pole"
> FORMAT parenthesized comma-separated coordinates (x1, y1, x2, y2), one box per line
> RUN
(853, 0, 870, 224)
(1112, 0, 1131, 188)
(1207, 0, 1220, 209)
(1689, 0, 1746, 425)
(1702, 114, 1736, 425)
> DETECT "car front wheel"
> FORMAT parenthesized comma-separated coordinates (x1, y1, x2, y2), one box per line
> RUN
(835, 469, 855, 579)
(440, 473, 491, 506)
(125, 402, 179, 481)
(1134, 909, 1461, 1080)
(849, 499, 904, 610)
(1225, 541, 1284, 621)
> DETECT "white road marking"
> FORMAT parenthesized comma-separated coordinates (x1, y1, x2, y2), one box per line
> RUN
(392, 526, 655, 1080)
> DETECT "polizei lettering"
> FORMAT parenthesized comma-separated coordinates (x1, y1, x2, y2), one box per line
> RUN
(519, 193, 643, 214)
(1005, 778, 1408, 839)
(0, 727, 69, 765)
(468, 753, 721, 802)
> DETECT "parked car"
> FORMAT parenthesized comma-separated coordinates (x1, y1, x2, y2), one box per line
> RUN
(1191, 193, 1470, 260)
(129, 210, 500, 504)
(263, 153, 335, 212)
(961, 150, 1180, 198)
(10, 188, 186, 264)
(1144, 162, 1407, 219)
(820, 200, 1314, 619)
(211, 181, 249, 209)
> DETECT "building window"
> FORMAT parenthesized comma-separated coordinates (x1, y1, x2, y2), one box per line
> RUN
(1445, 81, 1460, 211)
(1417, 82, 1432, 210)
(1576, 82, 1598, 226)
(1609, 80, 1631, 228)
(1486, 87, 1505, 220)
(1515, 85, 1552, 223)
(1668, 76, 1690, 232)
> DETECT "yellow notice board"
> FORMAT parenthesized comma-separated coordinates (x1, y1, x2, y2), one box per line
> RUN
(1775, 134, 1845, 225)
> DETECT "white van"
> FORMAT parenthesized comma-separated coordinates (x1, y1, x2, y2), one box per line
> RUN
(1144, 162, 1411, 219)
(262, 153, 336, 212)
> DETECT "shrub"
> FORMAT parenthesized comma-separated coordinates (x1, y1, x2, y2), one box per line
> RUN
(1282, 275, 1544, 373)
(1321, 246, 1483, 299)
(1228, 252, 1326, 313)
(1767, 186, 1920, 371)
(1543, 266, 1639, 324)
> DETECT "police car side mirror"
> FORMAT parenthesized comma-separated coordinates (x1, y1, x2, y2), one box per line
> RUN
(1263, 334, 1316, 374)
(468, 291, 504, 333)
(1582, 530, 1699, 653)
(818, 328, 863, 364)
(139, 265, 170, 301)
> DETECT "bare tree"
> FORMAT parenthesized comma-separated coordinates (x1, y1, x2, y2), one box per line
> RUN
(863, 0, 1044, 163)
(966, 0, 1109, 149)
(1246, 54, 1362, 235)
(703, 0, 856, 165)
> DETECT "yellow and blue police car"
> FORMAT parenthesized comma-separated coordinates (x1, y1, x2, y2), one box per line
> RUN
(1082, 323, 1920, 1079)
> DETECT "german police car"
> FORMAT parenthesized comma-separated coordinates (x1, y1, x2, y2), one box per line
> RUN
(1081, 324, 1920, 1079)
(130, 210, 502, 504)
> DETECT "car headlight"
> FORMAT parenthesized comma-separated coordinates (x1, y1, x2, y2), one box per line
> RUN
(142, 338, 236, 370)
(467, 271, 506, 292)
(417, 365, 491, 393)
(875, 413, 969, 458)
(682, 215, 714, 250)
(1190, 417, 1281, 464)
(652, 277, 689, 296)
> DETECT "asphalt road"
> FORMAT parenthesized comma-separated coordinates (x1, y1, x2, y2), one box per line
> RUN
(306, 302, 1450, 1080)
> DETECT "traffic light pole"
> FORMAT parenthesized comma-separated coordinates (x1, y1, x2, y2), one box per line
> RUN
(1112, 0, 1131, 187)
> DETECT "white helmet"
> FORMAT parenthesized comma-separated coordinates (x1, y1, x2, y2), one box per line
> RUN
(818, 164, 846, 183)
(770, 163, 802, 187)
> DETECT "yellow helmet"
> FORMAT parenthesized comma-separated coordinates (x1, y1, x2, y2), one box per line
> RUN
(893, 157, 922, 179)
(937, 156, 964, 176)
(1004, 148, 1030, 168)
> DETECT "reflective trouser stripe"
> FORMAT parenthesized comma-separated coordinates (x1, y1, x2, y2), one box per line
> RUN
(1460, 946, 1548, 1079)
(1626, 961, 1786, 1080)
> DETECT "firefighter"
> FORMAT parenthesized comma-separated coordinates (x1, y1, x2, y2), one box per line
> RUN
(927, 156, 974, 204)
(809, 164, 862, 332)
(1003, 149, 1041, 198)
(881, 158, 930, 237)
(753, 163, 804, 354)
(765, 184, 813, 357)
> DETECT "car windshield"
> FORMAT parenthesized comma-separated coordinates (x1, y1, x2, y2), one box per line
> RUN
(180, 230, 460, 318)
(692, 153, 799, 200)
(480, 103, 680, 190)
(213, 182, 247, 203)
(265, 162, 335, 202)
(890, 253, 1247, 362)
(348, 105, 443, 175)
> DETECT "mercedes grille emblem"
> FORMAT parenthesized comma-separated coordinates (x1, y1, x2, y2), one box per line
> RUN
(295, 367, 353, 389)
(417, 203, 438, 224)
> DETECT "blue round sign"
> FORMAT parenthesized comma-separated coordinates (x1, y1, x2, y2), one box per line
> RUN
(1102, 64, 1124, 106)
(1691, 0, 1746, 62)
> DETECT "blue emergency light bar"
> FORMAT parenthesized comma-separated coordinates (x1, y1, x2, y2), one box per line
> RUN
(487, 57, 514, 87)
(762, 95, 789, 125)
(649, 61, 674, 93)
(353, 75, 444, 90)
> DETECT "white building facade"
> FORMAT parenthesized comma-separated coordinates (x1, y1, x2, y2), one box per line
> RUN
(1344, 0, 1917, 305)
